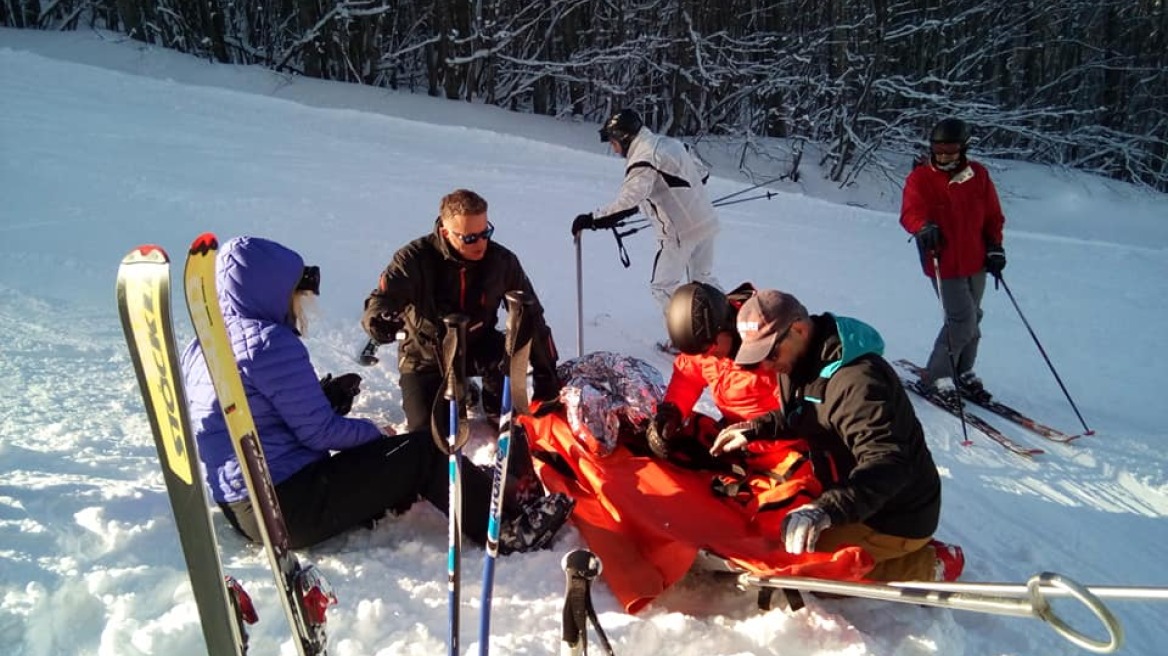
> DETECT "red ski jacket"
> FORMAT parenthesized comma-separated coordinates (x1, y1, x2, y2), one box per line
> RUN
(900, 160, 1005, 279)
(664, 352, 781, 424)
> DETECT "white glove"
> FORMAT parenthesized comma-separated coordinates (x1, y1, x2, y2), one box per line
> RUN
(709, 421, 755, 456)
(780, 504, 831, 555)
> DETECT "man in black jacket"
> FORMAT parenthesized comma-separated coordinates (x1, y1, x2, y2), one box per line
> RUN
(710, 289, 963, 582)
(360, 190, 573, 553)
(361, 188, 560, 433)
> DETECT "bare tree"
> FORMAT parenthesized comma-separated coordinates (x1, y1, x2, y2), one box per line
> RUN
(9, 0, 1167, 190)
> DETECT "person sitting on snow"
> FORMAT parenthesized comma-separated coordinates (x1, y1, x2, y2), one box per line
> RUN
(361, 188, 561, 434)
(645, 281, 782, 469)
(709, 289, 964, 582)
(181, 235, 570, 552)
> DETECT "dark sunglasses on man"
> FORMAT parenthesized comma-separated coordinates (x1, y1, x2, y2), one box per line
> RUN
(297, 265, 321, 295)
(449, 222, 495, 245)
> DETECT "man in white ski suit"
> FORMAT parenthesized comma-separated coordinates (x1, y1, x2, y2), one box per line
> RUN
(572, 109, 722, 314)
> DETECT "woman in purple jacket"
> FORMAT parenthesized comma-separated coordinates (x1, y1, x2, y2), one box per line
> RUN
(181, 236, 571, 550)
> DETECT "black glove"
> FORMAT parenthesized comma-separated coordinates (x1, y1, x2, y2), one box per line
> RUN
(646, 402, 684, 459)
(320, 373, 362, 416)
(914, 222, 944, 255)
(570, 213, 595, 236)
(362, 309, 402, 344)
(532, 398, 564, 418)
(591, 213, 624, 231)
(533, 379, 562, 405)
(985, 243, 1006, 278)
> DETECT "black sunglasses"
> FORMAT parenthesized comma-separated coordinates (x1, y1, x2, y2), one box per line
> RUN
(297, 265, 320, 295)
(449, 222, 495, 245)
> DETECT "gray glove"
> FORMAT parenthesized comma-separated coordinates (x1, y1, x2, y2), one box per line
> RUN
(780, 503, 831, 555)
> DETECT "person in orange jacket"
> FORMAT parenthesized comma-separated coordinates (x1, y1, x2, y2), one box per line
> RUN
(645, 282, 782, 468)
(900, 118, 1006, 401)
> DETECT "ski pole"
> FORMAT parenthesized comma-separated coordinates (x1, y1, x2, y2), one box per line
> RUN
(710, 176, 784, 206)
(561, 549, 615, 656)
(479, 291, 533, 656)
(440, 314, 470, 656)
(575, 233, 584, 357)
(994, 274, 1094, 436)
(931, 252, 972, 447)
(712, 190, 778, 208)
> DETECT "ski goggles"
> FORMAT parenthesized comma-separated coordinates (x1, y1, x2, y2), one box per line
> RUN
(449, 222, 495, 245)
(930, 142, 963, 156)
(297, 265, 320, 295)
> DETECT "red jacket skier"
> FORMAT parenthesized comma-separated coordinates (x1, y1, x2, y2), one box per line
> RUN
(900, 118, 1007, 399)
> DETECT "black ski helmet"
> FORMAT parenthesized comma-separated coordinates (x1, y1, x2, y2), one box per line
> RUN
(930, 118, 971, 146)
(666, 282, 729, 355)
(929, 118, 970, 171)
(599, 109, 643, 153)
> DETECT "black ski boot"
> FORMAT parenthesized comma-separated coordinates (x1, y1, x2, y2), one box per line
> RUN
(498, 492, 576, 555)
(959, 371, 992, 403)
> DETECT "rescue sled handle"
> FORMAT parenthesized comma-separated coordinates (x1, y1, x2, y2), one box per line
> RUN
(888, 579, 1168, 601)
(739, 571, 1127, 654)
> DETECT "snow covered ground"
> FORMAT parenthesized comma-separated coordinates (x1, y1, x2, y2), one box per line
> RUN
(2, 28, 1167, 656)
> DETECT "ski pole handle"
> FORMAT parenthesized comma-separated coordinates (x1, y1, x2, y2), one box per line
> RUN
(562, 549, 613, 656)
(504, 290, 533, 357)
(442, 314, 469, 402)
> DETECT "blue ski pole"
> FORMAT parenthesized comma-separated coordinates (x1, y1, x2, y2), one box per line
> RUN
(440, 314, 469, 656)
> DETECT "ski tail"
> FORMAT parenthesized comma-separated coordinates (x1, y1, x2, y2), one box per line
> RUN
(479, 291, 535, 655)
(183, 233, 333, 656)
(117, 244, 251, 655)
(356, 338, 380, 366)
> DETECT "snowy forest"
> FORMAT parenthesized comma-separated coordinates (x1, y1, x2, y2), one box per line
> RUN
(5, 0, 1166, 190)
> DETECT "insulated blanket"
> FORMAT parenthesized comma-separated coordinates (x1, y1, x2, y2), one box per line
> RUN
(521, 411, 873, 613)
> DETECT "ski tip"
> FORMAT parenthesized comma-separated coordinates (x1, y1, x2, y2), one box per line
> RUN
(121, 244, 168, 265)
(189, 232, 219, 256)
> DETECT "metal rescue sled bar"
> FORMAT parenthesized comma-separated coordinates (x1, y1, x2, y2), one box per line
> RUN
(738, 571, 1168, 654)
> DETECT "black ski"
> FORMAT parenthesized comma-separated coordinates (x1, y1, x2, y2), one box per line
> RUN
(184, 233, 336, 655)
(116, 244, 256, 655)
(894, 359, 1080, 443)
(895, 367, 1043, 457)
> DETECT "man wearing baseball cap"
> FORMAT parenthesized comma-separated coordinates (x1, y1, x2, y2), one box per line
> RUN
(709, 289, 963, 582)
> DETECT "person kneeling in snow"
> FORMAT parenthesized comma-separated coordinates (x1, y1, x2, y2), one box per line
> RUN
(181, 236, 571, 552)
(709, 289, 964, 582)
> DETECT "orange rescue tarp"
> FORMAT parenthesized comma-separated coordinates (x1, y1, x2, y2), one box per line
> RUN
(522, 412, 873, 613)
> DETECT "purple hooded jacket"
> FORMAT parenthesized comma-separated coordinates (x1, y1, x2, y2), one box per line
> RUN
(181, 236, 383, 503)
